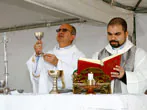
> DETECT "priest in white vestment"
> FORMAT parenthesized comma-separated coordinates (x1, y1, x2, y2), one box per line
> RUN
(26, 24, 85, 94)
(92, 17, 147, 94)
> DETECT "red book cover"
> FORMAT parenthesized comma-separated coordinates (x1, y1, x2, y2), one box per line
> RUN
(77, 54, 121, 80)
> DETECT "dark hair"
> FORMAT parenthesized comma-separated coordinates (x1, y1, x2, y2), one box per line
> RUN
(107, 17, 127, 32)
(71, 25, 76, 35)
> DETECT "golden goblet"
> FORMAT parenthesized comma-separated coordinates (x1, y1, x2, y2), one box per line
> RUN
(34, 32, 44, 40)
(48, 70, 63, 94)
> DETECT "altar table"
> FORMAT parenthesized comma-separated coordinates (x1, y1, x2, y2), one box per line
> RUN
(0, 93, 147, 110)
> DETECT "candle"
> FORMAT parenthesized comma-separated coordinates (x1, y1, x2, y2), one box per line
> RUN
(88, 73, 93, 80)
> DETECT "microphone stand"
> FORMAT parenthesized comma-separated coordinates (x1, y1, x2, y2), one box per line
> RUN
(3, 33, 9, 94)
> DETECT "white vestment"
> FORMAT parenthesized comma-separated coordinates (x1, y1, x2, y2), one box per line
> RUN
(26, 44, 85, 94)
(92, 39, 147, 94)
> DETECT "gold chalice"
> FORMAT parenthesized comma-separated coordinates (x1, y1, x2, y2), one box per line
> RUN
(34, 32, 44, 56)
(34, 32, 44, 40)
(48, 70, 63, 94)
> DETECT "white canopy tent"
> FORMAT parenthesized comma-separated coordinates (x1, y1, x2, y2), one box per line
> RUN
(1, 0, 134, 34)
(0, 0, 147, 92)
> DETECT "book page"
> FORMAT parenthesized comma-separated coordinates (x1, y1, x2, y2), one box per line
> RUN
(78, 58, 103, 65)
(102, 53, 122, 62)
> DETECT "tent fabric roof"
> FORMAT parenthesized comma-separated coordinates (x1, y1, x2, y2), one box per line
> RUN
(24, 0, 134, 34)
(103, 0, 147, 13)
(0, 0, 147, 34)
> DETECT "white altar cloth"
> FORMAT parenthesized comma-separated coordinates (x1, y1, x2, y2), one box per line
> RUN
(0, 94, 147, 110)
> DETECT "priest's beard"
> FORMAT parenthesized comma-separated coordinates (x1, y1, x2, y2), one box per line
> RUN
(109, 40, 121, 48)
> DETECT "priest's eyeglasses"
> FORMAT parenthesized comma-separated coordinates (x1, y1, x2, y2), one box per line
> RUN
(56, 28, 71, 33)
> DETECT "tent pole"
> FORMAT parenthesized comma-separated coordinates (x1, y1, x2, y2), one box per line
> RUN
(0, 18, 86, 33)
(133, 0, 142, 11)
(133, 14, 136, 45)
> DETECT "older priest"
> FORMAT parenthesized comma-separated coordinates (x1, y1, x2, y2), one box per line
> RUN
(27, 24, 85, 93)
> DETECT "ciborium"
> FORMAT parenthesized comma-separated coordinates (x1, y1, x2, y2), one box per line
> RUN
(48, 70, 63, 94)
(34, 32, 44, 40)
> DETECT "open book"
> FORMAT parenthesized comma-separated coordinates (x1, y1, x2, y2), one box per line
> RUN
(77, 54, 122, 80)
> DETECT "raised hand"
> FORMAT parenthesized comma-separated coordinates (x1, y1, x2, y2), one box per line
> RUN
(34, 40, 43, 56)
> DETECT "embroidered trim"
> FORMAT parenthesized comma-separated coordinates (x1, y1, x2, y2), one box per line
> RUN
(32, 56, 35, 62)
(32, 72, 40, 78)
(32, 53, 44, 63)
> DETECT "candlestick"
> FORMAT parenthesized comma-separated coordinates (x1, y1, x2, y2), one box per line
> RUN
(3, 32, 9, 94)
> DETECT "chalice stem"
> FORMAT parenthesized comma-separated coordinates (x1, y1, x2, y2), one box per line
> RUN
(52, 77, 58, 92)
